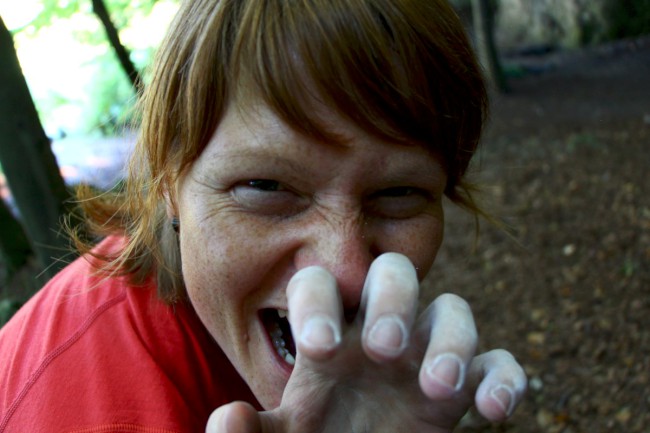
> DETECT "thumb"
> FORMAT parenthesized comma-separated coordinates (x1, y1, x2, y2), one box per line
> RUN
(206, 401, 262, 433)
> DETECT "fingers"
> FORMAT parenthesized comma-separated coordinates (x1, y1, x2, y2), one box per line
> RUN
(360, 253, 419, 362)
(418, 293, 478, 399)
(287, 258, 526, 424)
(469, 349, 527, 421)
(415, 294, 526, 421)
(287, 267, 342, 360)
(206, 401, 261, 433)
(287, 253, 420, 364)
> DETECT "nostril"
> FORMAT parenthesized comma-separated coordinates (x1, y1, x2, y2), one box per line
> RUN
(369, 244, 382, 260)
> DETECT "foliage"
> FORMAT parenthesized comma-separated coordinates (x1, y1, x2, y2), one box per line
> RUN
(9, 0, 176, 137)
(84, 44, 139, 135)
(0, 298, 22, 327)
(18, 0, 159, 33)
(607, 0, 650, 39)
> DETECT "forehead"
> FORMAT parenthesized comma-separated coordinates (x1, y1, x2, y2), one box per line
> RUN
(226, 97, 356, 146)
(197, 99, 447, 189)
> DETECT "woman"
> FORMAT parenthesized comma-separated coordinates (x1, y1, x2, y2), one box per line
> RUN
(0, 0, 527, 432)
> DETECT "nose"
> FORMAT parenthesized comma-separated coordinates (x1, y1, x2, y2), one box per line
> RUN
(293, 215, 375, 316)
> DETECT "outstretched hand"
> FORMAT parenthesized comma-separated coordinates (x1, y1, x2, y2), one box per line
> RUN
(207, 253, 527, 433)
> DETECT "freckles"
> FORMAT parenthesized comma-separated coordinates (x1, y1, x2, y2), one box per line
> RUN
(181, 232, 226, 322)
(399, 219, 444, 275)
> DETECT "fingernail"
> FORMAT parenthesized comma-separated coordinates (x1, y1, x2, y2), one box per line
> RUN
(490, 384, 515, 416)
(367, 314, 407, 356)
(426, 353, 465, 392)
(300, 314, 340, 350)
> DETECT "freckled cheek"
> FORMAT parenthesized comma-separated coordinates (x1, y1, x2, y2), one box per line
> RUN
(181, 217, 288, 312)
(178, 218, 237, 307)
(417, 221, 445, 276)
(379, 217, 444, 278)
(180, 240, 229, 333)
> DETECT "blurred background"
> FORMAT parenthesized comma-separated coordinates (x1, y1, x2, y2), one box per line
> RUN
(0, 1, 648, 432)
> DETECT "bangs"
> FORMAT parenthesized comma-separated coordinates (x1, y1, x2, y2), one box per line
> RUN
(228, 0, 487, 181)
(148, 0, 487, 193)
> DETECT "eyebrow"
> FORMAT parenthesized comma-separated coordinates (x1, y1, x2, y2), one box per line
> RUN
(206, 128, 447, 186)
(205, 148, 308, 174)
(211, 150, 446, 192)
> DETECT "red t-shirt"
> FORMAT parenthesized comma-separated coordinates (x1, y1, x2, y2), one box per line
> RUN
(0, 237, 259, 433)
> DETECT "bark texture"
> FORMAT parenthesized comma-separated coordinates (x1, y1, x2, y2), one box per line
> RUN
(0, 16, 75, 278)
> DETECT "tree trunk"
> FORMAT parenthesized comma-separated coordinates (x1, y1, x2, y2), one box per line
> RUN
(0, 16, 77, 279)
(91, 0, 143, 92)
(0, 198, 33, 278)
(471, 0, 509, 93)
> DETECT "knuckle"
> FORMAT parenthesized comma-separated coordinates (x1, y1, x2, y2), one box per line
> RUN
(488, 348, 516, 361)
(294, 265, 332, 281)
(484, 349, 528, 391)
(436, 293, 472, 312)
(290, 267, 335, 293)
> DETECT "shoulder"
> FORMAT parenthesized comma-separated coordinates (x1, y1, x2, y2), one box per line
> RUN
(0, 236, 258, 433)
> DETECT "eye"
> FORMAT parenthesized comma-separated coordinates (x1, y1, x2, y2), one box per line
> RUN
(365, 186, 434, 219)
(378, 186, 418, 197)
(246, 179, 285, 191)
(232, 179, 307, 217)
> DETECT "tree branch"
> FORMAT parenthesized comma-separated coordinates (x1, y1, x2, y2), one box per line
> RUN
(91, 0, 143, 92)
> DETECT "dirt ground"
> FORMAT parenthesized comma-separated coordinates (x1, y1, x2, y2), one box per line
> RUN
(422, 36, 650, 432)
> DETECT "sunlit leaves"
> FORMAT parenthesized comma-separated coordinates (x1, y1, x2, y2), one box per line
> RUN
(4, 0, 179, 136)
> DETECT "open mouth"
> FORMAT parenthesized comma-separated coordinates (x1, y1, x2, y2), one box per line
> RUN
(261, 309, 296, 366)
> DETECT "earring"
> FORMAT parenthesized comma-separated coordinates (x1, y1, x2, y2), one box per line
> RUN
(171, 217, 180, 233)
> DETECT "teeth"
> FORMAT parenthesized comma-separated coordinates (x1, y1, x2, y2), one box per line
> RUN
(270, 310, 294, 365)
(272, 339, 295, 365)
(270, 327, 283, 339)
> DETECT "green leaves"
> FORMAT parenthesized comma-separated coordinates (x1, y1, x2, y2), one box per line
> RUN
(6, 0, 178, 136)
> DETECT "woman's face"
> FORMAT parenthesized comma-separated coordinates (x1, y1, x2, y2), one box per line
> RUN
(176, 100, 447, 409)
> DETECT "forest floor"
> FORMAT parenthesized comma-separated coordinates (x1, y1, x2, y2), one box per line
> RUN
(422, 36, 650, 433)
(1, 36, 649, 433)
